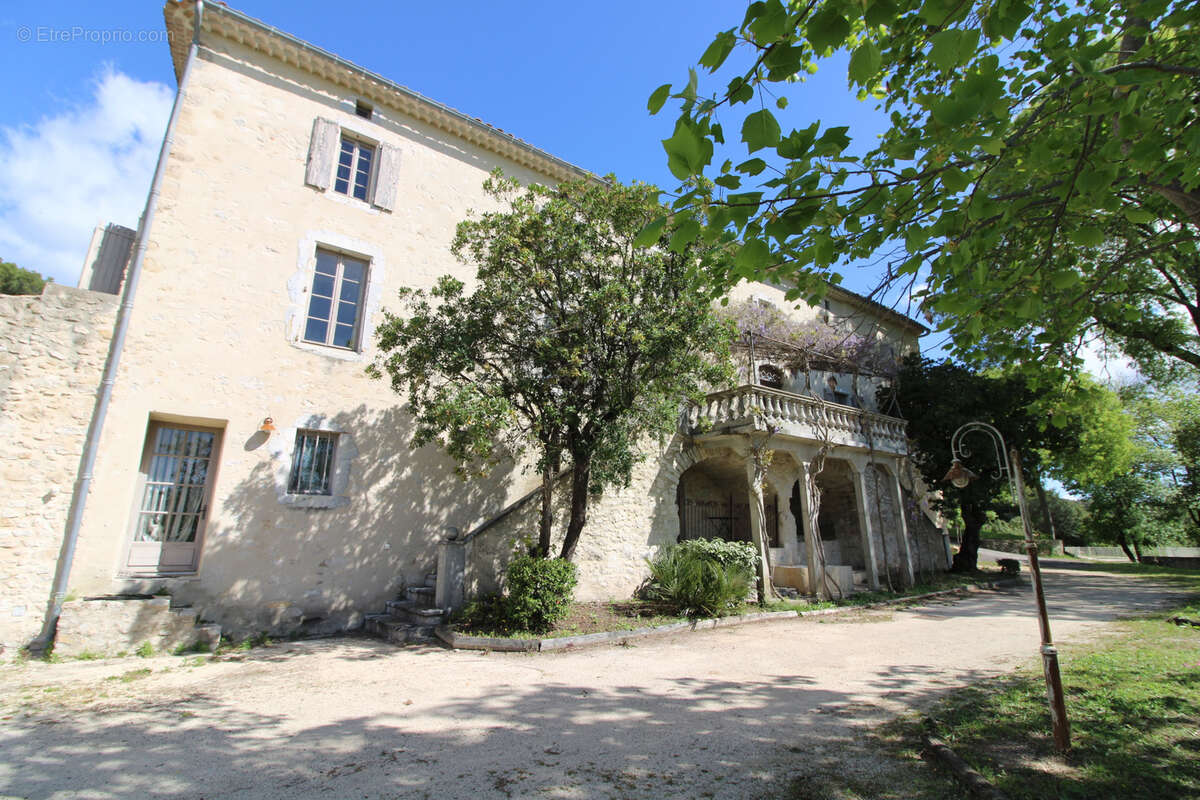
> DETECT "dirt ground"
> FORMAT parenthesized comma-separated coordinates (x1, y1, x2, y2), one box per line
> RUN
(0, 560, 1191, 800)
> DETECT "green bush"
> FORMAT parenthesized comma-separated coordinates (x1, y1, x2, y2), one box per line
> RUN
(503, 555, 578, 633)
(676, 538, 759, 572)
(642, 545, 752, 618)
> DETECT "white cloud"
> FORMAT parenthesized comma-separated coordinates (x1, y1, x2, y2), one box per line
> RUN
(1078, 336, 1140, 385)
(0, 68, 172, 284)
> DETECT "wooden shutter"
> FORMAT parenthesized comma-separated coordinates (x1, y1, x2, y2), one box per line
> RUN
(372, 143, 402, 211)
(304, 117, 339, 190)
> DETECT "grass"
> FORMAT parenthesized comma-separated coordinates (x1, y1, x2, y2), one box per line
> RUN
(886, 594, 1200, 799)
(765, 564, 1011, 614)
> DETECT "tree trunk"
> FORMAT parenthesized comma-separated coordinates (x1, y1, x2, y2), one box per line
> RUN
(1034, 477, 1057, 539)
(951, 501, 986, 572)
(1117, 533, 1138, 563)
(558, 455, 591, 561)
(537, 454, 560, 559)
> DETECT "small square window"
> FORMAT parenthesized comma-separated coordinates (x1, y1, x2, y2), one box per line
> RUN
(303, 249, 368, 350)
(355, 100, 373, 120)
(334, 136, 375, 201)
(288, 430, 337, 495)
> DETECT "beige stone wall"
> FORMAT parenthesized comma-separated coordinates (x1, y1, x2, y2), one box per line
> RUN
(0, 284, 118, 651)
(66, 39, 554, 638)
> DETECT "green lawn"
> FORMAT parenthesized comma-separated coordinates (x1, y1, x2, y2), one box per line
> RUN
(886, 579, 1200, 799)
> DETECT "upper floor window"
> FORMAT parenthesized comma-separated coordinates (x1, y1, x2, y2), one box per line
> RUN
(304, 249, 368, 350)
(334, 136, 375, 201)
(304, 117, 401, 212)
(758, 364, 785, 389)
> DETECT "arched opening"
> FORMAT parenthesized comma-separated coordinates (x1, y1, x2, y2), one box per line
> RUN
(812, 459, 866, 570)
(676, 456, 778, 546)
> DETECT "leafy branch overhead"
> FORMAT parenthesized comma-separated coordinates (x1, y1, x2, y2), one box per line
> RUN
(654, 0, 1200, 376)
(369, 172, 734, 560)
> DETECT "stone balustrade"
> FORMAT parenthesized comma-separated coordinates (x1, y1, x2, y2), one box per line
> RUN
(685, 384, 909, 455)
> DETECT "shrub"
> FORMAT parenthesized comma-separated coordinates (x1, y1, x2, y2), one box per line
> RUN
(503, 555, 578, 633)
(642, 545, 752, 618)
(676, 538, 759, 572)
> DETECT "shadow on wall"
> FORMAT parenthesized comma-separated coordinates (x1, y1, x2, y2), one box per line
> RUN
(193, 404, 520, 638)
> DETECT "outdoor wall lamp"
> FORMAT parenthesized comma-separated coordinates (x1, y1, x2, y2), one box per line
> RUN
(259, 416, 276, 434)
(946, 421, 1071, 752)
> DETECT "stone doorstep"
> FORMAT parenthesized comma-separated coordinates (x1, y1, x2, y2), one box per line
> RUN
(364, 614, 437, 645)
(54, 596, 222, 658)
(435, 578, 1021, 654)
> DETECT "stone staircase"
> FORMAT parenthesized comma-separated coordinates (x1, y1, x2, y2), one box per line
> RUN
(364, 571, 445, 645)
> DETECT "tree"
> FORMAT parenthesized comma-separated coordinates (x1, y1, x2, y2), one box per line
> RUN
(653, 0, 1200, 377)
(0, 259, 48, 295)
(369, 172, 733, 560)
(885, 357, 1093, 571)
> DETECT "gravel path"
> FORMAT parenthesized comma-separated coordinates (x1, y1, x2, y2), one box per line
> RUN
(0, 561, 1190, 800)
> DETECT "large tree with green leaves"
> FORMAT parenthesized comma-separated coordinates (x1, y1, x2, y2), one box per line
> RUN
(0, 259, 48, 295)
(369, 173, 733, 560)
(885, 357, 1116, 571)
(652, 0, 1200, 376)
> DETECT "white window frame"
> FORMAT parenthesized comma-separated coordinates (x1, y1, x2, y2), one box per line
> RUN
(333, 134, 377, 202)
(287, 430, 338, 496)
(302, 248, 369, 351)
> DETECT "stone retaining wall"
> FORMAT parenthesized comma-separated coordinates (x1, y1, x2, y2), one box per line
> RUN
(0, 284, 118, 653)
(980, 537, 1064, 555)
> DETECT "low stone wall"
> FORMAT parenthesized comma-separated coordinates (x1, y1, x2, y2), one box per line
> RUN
(980, 538, 1063, 556)
(0, 285, 119, 653)
(54, 596, 220, 658)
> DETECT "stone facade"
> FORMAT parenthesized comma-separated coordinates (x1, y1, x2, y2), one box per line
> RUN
(54, 596, 220, 658)
(0, 4, 944, 649)
(0, 285, 118, 652)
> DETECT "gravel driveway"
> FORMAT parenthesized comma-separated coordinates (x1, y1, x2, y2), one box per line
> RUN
(0, 561, 1190, 800)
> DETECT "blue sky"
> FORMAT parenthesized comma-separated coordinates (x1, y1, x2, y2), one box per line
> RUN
(0, 1, 892, 288)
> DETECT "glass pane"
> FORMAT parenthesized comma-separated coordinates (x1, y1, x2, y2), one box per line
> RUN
(304, 318, 327, 344)
(339, 279, 361, 303)
(336, 300, 359, 325)
(352, 180, 368, 201)
(341, 257, 366, 284)
(334, 175, 349, 195)
(315, 250, 340, 276)
(311, 273, 334, 298)
(193, 432, 214, 459)
(307, 295, 331, 322)
(332, 324, 355, 348)
(338, 139, 355, 162)
(136, 513, 165, 542)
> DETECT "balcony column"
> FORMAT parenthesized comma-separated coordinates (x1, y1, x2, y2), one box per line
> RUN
(743, 440, 775, 602)
(794, 459, 830, 599)
(847, 460, 881, 591)
(885, 463, 916, 587)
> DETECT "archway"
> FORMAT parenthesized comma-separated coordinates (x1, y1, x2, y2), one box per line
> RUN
(676, 455, 778, 546)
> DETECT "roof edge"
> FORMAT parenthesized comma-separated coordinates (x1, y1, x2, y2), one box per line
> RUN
(163, 1, 596, 184)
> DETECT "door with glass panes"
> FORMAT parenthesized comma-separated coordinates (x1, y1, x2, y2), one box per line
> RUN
(125, 423, 222, 574)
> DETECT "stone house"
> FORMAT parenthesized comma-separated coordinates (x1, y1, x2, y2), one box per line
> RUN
(0, 1, 946, 654)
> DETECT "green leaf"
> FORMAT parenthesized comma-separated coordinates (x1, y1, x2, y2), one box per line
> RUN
(941, 167, 970, 193)
(737, 157, 768, 175)
(748, 0, 789, 43)
(1049, 270, 1079, 289)
(668, 219, 702, 253)
(661, 119, 712, 177)
(776, 96, 789, 110)
(865, 0, 898, 27)
(1068, 226, 1105, 247)
(699, 31, 737, 71)
(633, 216, 667, 248)
(647, 84, 671, 114)
(1123, 207, 1155, 224)
(848, 41, 881, 85)
(714, 175, 742, 189)
(928, 29, 980, 71)
(805, 7, 850, 52)
(741, 109, 782, 152)
(735, 238, 774, 273)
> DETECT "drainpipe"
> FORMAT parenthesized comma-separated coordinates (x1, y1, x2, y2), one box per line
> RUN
(31, 1, 207, 651)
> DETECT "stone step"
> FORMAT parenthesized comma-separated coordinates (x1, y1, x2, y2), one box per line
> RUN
(55, 596, 221, 658)
(364, 614, 438, 645)
(384, 600, 445, 624)
(424, 572, 437, 589)
(404, 586, 436, 608)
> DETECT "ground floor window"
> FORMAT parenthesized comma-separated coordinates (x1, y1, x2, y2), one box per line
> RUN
(288, 430, 337, 495)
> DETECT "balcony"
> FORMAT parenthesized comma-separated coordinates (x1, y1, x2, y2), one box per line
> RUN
(684, 384, 909, 456)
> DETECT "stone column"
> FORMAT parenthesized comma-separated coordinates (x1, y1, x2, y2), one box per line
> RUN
(744, 456, 774, 600)
(436, 529, 467, 614)
(848, 461, 881, 591)
(768, 460, 801, 565)
(795, 460, 829, 598)
(886, 465, 916, 587)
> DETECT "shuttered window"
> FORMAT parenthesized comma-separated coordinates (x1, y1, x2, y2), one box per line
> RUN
(304, 117, 401, 211)
(334, 136, 375, 201)
(303, 249, 368, 350)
